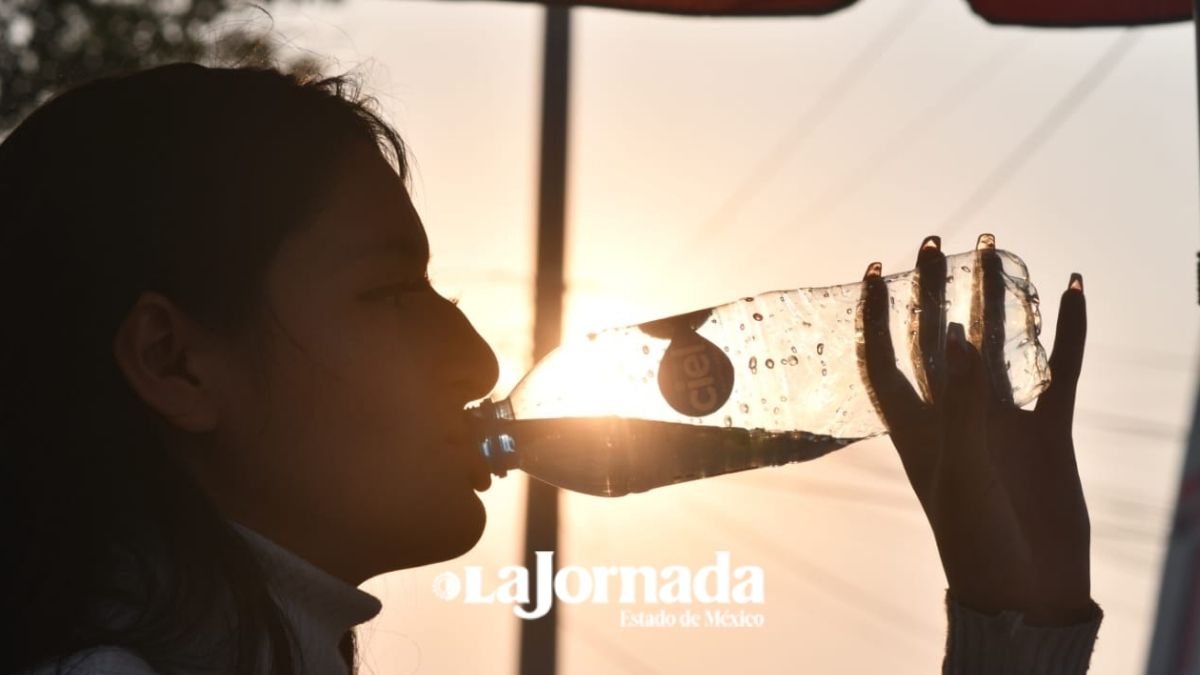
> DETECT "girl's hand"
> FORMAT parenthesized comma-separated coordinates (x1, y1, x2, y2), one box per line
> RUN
(857, 233, 1093, 624)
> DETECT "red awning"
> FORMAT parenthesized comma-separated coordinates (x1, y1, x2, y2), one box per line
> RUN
(969, 0, 1191, 26)
(519, 0, 1191, 23)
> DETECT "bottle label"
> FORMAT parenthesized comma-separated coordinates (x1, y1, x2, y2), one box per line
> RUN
(643, 311, 734, 418)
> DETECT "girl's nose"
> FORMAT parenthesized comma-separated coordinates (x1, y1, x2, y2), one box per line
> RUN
(440, 301, 500, 403)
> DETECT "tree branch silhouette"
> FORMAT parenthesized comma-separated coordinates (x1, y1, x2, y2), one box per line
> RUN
(0, 0, 332, 131)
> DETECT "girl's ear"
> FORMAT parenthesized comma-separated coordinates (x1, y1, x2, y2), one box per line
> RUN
(112, 291, 223, 433)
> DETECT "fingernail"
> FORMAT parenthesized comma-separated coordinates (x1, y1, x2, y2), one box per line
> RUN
(921, 235, 941, 252)
(946, 322, 967, 375)
(864, 262, 882, 279)
(976, 233, 996, 250)
(1069, 273, 1083, 292)
(947, 322, 966, 346)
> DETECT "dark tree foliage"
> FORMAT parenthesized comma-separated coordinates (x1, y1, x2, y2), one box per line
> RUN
(0, 1, 327, 131)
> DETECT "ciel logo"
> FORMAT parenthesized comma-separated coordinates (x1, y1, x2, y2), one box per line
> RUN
(639, 309, 734, 417)
(669, 340, 722, 411)
(433, 551, 764, 620)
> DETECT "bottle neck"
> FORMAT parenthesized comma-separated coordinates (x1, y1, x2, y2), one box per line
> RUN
(469, 398, 519, 478)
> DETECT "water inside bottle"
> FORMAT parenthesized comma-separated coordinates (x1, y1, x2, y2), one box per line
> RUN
(500, 416, 864, 497)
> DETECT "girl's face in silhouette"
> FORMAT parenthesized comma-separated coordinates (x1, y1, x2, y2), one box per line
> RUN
(202, 139, 499, 582)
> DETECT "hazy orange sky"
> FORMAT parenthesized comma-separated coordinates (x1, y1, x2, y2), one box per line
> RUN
(235, 0, 1200, 671)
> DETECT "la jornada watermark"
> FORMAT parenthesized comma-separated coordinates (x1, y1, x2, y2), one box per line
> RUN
(432, 550, 766, 627)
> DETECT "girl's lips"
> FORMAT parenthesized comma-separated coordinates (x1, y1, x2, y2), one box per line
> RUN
(473, 469, 493, 492)
(449, 434, 492, 492)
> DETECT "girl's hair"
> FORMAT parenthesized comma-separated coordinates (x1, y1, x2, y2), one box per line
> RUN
(0, 62, 409, 674)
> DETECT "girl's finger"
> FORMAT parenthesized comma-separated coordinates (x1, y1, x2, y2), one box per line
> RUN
(857, 262, 925, 432)
(972, 233, 1015, 408)
(912, 235, 948, 407)
(1035, 274, 1087, 424)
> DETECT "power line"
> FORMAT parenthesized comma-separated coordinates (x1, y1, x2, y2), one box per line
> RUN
(1090, 486, 1171, 518)
(932, 30, 1141, 246)
(1088, 344, 1197, 373)
(729, 34, 1031, 273)
(791, 35, 1032, 238)
(660, 0, 928, 271)
(676, 493, 935, 643)
(715, 462, 1165, 548)
(713, 469, 922, 516)
(1076, 406, 1185, 442)
(1092, 536, 1160, 572)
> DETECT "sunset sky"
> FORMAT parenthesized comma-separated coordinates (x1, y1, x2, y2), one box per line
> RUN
(240, 0, 1200, 671)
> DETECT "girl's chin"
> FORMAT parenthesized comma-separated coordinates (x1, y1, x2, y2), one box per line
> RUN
(446, 493, 487, 552)
(405, 495, 487, 566)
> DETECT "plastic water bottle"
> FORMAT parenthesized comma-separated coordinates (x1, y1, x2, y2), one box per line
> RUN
(470, 242, 1050, 497)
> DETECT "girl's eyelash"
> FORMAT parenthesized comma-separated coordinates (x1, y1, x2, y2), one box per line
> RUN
(425, 273, 462, 305)
(360, 279, 428, 301)
(361, 274, 459, 305)
(429, 275, 461, 305)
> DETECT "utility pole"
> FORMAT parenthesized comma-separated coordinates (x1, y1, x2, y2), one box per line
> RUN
(519, 6, 570, 675)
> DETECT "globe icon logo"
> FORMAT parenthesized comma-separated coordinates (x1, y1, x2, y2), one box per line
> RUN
(432, 572, 462, 601)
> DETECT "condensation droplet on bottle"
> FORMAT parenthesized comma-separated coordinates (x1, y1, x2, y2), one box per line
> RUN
(780, 395, 788, 402)
(845, 307, 852, 315)
(822, 291, 830, 298)
(790, 345, 798, 354)
(961, 265, 970, 273)
(772, 407, 780, 415)
(641, 344, 650, 355)
(821, 368, 828, 376)
(738, 402, 750, 414)
(722, 415, 733, 428)
(753, 312, 763, 321)
(744, 297, 754, 303)
(816, 342, 824, 355)
(765, 358, 775, 369)
(786, 355, 799, 365)
(739, 323, 745, 331)
(748, 356, 758, 373)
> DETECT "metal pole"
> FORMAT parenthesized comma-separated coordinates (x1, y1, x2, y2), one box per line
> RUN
(1144, 2, 1200, 672)
(519, 6, 570, 675)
